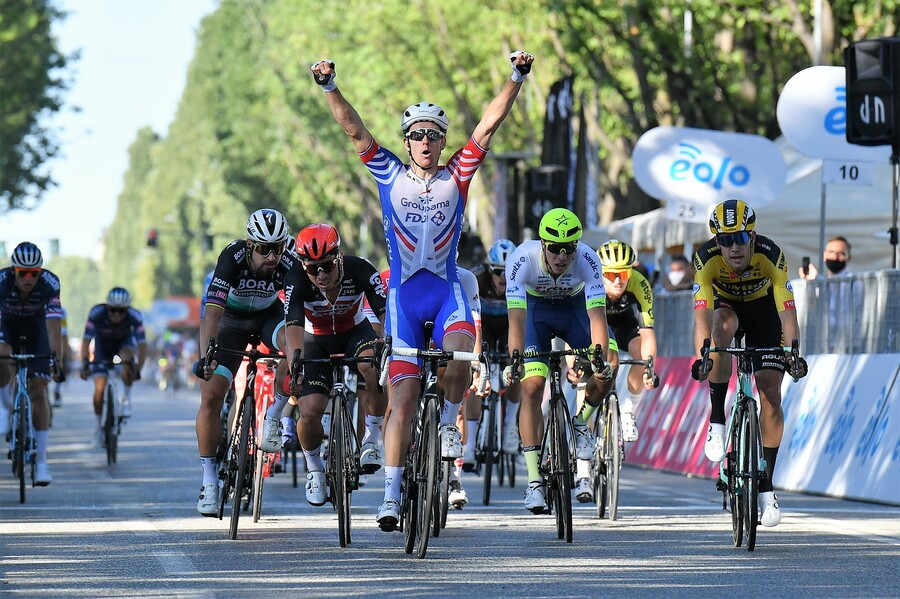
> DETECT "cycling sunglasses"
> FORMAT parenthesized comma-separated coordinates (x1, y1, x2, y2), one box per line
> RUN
(108, 307, 128, 315)
(303, 255, 339, 276)
(491, 268, 506, 277)
(603, 270, 630, 282)
(716, 232, 752, 247)
(252, 241, 286, 257)
(405, 128, 445, 142)
(14, 268, 41, 279)
(545, 242, 577, 255)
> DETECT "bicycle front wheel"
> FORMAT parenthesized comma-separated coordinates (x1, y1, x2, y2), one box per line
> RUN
(251, 448, 265, 523)
(14, 394, 27, 503)
(105, 386, 117, 465)
(229, 394, 254, 540)
(482, 396, 498, 506)
(438, 460, 450, 530)
(416, 397, 440, 558)
(549, 399, 573, 542)
(728, 417, 744, 548)
(741, 404, 760, 551)
(332, 403, 352, 548)
(605, 396, 622, 521)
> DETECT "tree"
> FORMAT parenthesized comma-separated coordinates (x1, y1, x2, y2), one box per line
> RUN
(0, 0, 72, 210)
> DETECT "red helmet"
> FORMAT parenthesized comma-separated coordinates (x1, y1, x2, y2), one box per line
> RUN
(295, 223, 340, 260)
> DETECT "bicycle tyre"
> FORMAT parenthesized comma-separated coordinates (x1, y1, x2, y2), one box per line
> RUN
(594, 407, 607, 519)
(218, 402, 240, 521)
(482, 395, 498, 506)
(333, 402, 352, 548)
(728, 416, 744, 548)
(508, 451, 516, 487)
(742, 404, 760, 551)
(606, 396, 622, 521)
(551, 399, 573, 542)
(15, 391, 27, 503)
(105, 385, 117, 465)
(402, 409, 419, 554)
(498, 442, 505, 486)
(251, 448, 265, 523)
(229, 393, 254, 540)
(438, 460, 450, 530)
(416, 397, 439, 558)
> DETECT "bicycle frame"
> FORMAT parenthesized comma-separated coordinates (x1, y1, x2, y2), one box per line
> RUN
(7, 356, 36, 503)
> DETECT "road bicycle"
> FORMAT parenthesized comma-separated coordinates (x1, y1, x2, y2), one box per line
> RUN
(382, 325, 485, 559)
(511, 343, 604, 543)
(3, 339, 54, 503)
(592, 357, 658, 520)
(91, 356, 132, 466)
(291, 342, 380, 548)
(205, 337, 284, 540)
(251, 354, 281, 524)
(700, 336, 798, 551)
(474, 349, 511, 506)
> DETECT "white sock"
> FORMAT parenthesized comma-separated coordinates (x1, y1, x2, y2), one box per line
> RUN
(576, 458, 592, 479)
(124, 385, 132, 401)
(35, 430, 49, 462)
(362, 414, 384, 445)
(441, 401, 461, 427)
(266, 391, 289, 420)
(303, 445, 324, 472)
(505, 401, 520, 426)
(464, 419, 478, 453)
(384, 466, 404, 502)
(280, 416, 294, 433)
(200, 456, 218, 485)
(621, 391, 642, 414)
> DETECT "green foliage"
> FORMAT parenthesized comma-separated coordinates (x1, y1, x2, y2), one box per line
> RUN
(0, 0, 72, 210)
(102, 0, 899, 298)
(44, 255, 99, 342)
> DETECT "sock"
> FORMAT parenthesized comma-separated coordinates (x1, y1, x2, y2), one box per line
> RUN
(760, 446, 779, 492)
(96, 415, 102, 430)
(576, 458, 591, 479)
(124, 385, 132, 401)
(362, 414, 384, 445)
(303, 444, 324, 472)
(35, 430, 48, 462)
(524, 446, 541, 482)
(266, 391, 289, 420)
(383, 466, 403, 502)
(709, 382, 728, 424)
(464, 419, 478, 453)
(200, 456, 218, 485)
(452, 458, 462, 481)
(441, 401, 461, 427)
(574, 400, 598, 426)
(621, 391, 641, 414)
(281, 416, 294, 434)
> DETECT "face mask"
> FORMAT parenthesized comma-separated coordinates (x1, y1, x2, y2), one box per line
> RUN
(668, 270, 686, 286)
(825, 259, 847, 274)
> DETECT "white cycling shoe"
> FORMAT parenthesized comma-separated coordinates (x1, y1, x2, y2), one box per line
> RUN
(259, 417, 283, 453)
(524, 481, 547, 514)
(621, 411, 639, 442)
(197, 482, 220, 517)
(759, 491, 781, 527)
(575, 477, 593, 503)
(449, 480, 468, 508)
(573, 424, 595, 460)
(377, 499, 401, 532)
(704, 423, 726, 462)
(440, 425, 463, 460)
(305, 471, 327, 506)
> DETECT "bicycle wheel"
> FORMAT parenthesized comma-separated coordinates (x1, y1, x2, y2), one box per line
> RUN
(229, 393, 254, 540)
(550, 399, 573, 542)
(606, 396, 622, 521)
(741, 404, 760, 551)
(416, 396, 439, 558)
(251, 448, 265, 523)
(728, 417, 744, 548)
(105, 385, 117, 465)
(438, 460, 450, 530)
(332, 402, 352, 548)
(482, 395, 498, 506)
(402, 458, 417, 554)
(594, 408, 607, 519)
(14, 392, 27, 503)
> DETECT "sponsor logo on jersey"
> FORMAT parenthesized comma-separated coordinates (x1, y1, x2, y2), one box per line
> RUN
(694, 299, 708, 309)
(784, 299, 795, 310)
(431, 211, 446, 226)
(237, 279, 277, 292)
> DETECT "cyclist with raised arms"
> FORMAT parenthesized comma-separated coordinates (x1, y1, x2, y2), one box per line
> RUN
(79, 287, 147, 443)
(282, 223, 388, 506)
(691, 199, 808, 528)
(311, 49, 534, 530)
(193, 208, 296, 516)
(506, 209, 616, 513)
(0, 242, 63, 486)
(474, 238, 522, 454)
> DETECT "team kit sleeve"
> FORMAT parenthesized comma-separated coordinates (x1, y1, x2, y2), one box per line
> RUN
(205, 242, 241, 311)
(129, 309, 147, 343)
(631, 272, 655, 327)
(767, 246, 796, 312)
(359, 257, 387, 318)
(577, 245, 607, 310)
(505, 245, 529, 310)
(692, 242, 717, 310)
(282, 265, 307, 328)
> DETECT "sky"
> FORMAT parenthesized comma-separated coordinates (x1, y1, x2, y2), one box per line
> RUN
(0, 0, 218, 260)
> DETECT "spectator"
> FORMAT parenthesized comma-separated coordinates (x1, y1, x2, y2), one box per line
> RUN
(663, 255, 694, 292)
(798, 236, 852, 280)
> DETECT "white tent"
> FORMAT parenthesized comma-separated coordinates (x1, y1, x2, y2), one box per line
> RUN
(584, 137, 897, 275)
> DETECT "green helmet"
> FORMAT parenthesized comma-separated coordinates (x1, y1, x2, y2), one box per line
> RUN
(538, 208, 583, 243)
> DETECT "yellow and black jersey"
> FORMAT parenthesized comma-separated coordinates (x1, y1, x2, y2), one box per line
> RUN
(692, 235, 795, 312)
(605, 269, 654, 328)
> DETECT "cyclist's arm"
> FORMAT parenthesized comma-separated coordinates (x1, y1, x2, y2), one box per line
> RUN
(322, 87, 374, 155)
(284, 322, 304, 371)
(507, 307, 526, 356)
(136, 341, 148, 371)
(586, 305, 610, 355)
(471, 52, 532, 149)
(692, 249, 715, 356)
(779, 308, 800, 351)
(46, 315, 62, 359)
(198, 305, 223, 358)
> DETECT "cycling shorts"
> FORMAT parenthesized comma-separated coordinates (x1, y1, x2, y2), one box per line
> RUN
(299, 321, 379, 398)
(0, 318, 52, 379)
(91, 337, 137, 376)
(523, 291, 617, 380)
(386, 269, 475, 384)
(213, 301, 285, 384)
(715, 289, 786, 373)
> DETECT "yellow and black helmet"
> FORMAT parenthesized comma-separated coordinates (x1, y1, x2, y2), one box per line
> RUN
(596, 239, 636, 271)
(708, 199, 756, 235)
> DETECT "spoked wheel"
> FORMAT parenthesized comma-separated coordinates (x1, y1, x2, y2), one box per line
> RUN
(402, 462, 417, 555)
(105, 386, 118, 465)
(482, 396, 498, 506)
(251, 448, 265, 523)
(332, 407, 352, 548)
(229, 394, 254, 540)
(550, 400, 573, 542)
(415, 399, 439, 559)
(438, 461, 450, 531)
(728, 423, 744, 548)
(741, 407, 760, 551)
(605, 397, 622, 521)
(14, 398, 27, 503)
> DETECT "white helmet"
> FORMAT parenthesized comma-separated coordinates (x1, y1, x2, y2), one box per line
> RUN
(401, 102, 449, 133)
(246, 209, 290, 244)
(11, 242, 43, 268)
(107, 287, 131, 308)
(487, 239, 516, 267)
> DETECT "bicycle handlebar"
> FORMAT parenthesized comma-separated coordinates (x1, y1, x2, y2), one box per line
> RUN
(620, 356, 660, 388)
(380, 338, 489, 395)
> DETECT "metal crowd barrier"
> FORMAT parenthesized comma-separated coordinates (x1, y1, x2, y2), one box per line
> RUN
(651, 271, 900, 356)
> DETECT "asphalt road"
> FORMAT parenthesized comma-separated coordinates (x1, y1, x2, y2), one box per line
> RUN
(1, 379, 898, 598)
